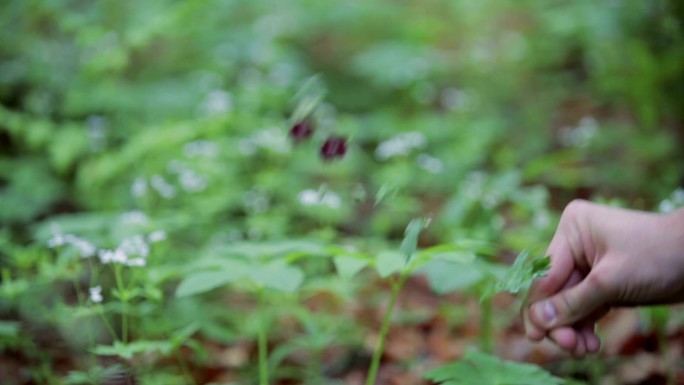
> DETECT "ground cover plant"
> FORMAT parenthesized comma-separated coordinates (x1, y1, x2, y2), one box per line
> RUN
(1, 0, 684, 384)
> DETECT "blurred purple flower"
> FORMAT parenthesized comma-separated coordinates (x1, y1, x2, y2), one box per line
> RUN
(289, 119, 314, 142)
(320, 136, 347, 160)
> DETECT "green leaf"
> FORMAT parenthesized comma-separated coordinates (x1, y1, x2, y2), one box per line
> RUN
(175, 261, 248, 297)
(374, 183, 399, 206)
(211, 240, 326, 261)
(334, 256, 369, 280)
(481, 251, 550, 301)
(92, 340, 173, 360)
(424, 350, 563, 385)
(0, 321, 20, 337)
(421, 259, 485, 294)
(249, 262, 304, 293)
(375, 250, 404, 278)
(400, 218, 427, 264)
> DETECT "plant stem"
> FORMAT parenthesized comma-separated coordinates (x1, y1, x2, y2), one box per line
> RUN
(479, 296, 493, 353)
(258, 290, 269, 385)
(113, 265, 128, 343)
(365, 274, 407, 385)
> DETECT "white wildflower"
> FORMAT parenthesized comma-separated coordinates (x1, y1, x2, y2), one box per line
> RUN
(47, 234, 96, 258)
(200, 90, 233, 116)
(178, 169, 208, 193)
(417, 153, 444, 174)
(119, 235, 149, 258)
(47, 234, 66, 248)
(375, 131, 427, 161)
(320, 191, 342, 209)
(148, 230, 167, 243)
(151, 174, 176, 199)
(98, 249, 127, 265)
(658, 188, 684, 213)
(131, 177, 148, 198)
(560, 116, 598, 148)
(89, 286, 103, 303)
(252, 128, 291, 154)
(125, 258, 146, 267)
(297, 188, 342, 209)
(298, 189, 320, 206)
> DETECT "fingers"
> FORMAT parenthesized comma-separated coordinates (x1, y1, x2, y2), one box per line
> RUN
(527, 235, 576, 304)
(524, 267, 582, 341)
(528, 271, 610, 329)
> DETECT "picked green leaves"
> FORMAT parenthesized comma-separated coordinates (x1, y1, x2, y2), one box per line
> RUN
(481, 250, 550, 301)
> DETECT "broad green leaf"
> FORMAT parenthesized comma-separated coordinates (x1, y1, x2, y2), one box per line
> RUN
(334, 256, 369, 280)
(421, 259, 484, 294)
(375, 251, 404, 278)
(249, 262, 304, 293)
(212, 240, 326, 260)
(424, 350, 563, 385)
(175, 264, 247, 297)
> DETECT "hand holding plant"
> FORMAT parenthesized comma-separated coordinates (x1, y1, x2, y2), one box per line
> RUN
(523, 200, 684, 358)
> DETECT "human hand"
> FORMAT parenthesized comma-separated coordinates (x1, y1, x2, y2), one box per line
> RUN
(522, 200, 684, 357)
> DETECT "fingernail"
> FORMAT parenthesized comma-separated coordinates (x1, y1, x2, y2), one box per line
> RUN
(533, 301, 557, 327)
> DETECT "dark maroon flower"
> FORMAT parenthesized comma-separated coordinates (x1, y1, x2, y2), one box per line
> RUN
(320, 135, 347, 160)
(289, 119, 314, 142)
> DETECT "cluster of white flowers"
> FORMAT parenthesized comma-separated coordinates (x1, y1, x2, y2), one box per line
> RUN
(150, 174, 177, 199)
(298, 188, 342, 209)
(178, 169, 208, 192)
(132, 162, 210, 199)
(98, 235, 149, 267)
(560, 116, 598, 148)
(239, 128, 291, 155)
(89, 286, 103, 303)
(48, 228, 165, 268)
(47, 234, 97, 258)
(148, 230, 167, 243)
(131, 177, 148, 198)
(199, 90, 233, 116)
(168, 160, 209, 193)
(375, 131, 427, 161)
(417, 153, 444, 174)
(183, 140, 219, 158)
(659, 188, 684, 213)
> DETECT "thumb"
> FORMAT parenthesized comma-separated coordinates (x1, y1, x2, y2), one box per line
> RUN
(529, 273, 610, 329)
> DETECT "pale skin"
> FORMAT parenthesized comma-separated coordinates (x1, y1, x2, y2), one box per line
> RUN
(522, 199, 684, 358)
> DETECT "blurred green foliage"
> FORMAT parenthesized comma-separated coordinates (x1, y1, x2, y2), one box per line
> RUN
(1, 0, 683, 383)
